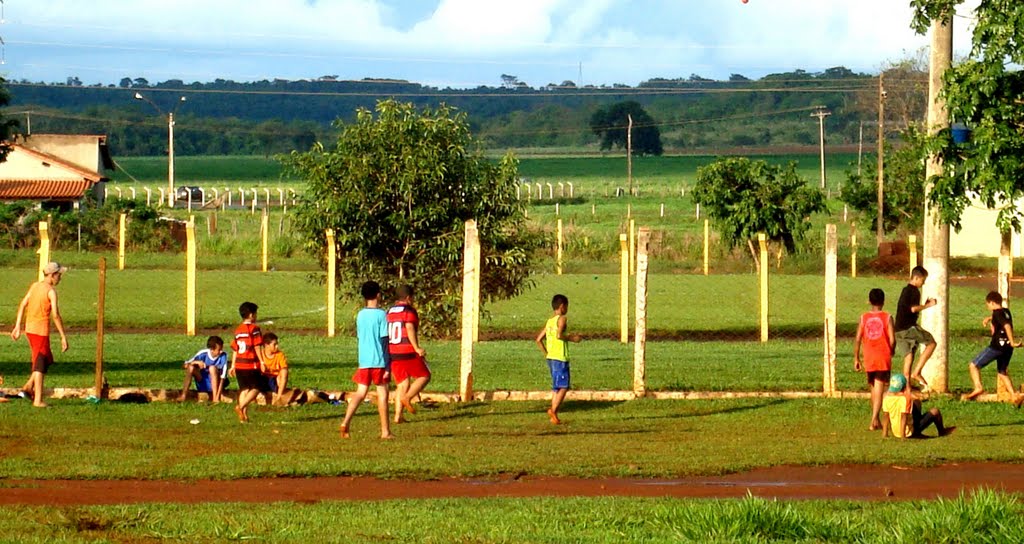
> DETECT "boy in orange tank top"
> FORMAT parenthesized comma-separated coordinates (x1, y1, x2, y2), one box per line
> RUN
(10, 262, 69, 408)
(853, 288, 895, 431)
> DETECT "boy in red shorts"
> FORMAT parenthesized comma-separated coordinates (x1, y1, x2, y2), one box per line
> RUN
(853, 288, 895, 431)
(340, 281, 393, 439)
(387, 285, 431, 423)
(228, 301, 266, 423)
(10, 262, 69, 408)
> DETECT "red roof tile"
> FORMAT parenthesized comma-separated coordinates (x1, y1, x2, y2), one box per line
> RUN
(0, 180, 95, 200)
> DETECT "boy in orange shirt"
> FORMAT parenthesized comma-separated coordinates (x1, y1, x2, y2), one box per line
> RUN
(260, 332, 290, 405)
(853, 288, 895, 431)
(10, 262, 69, 408)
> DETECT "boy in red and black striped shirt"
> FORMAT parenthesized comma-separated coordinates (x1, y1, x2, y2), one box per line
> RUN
(229, 301, 266, 423)
(387, 285, 431, 423)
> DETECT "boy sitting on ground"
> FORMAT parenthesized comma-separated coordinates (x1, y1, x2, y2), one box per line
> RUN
(260, 332, 292, 406)
(882, 374, 955, 439)
(178, 336, 229, 402)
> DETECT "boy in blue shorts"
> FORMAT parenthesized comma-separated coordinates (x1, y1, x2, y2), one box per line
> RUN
(178, 335, 229, 402)
(535, 294, 582, 425)
(962, 291, 1024, 405)
(339, 281, 393, 439)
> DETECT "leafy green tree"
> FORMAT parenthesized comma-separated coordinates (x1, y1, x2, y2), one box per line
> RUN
(0, 78, 19, 162)
(283, 99, 540, 335)
(589, 101, 663, 156)
(911, 1, 1024, 231)
(841, 126, 926, 235)
(692, 158, 826, 264)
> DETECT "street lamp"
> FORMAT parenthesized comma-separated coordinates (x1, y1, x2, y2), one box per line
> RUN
(134, 92, 187, 207)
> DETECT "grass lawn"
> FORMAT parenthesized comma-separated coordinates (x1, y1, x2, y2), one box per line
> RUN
(0, 396, 1021, 481)
(0, 492, 1021, 543)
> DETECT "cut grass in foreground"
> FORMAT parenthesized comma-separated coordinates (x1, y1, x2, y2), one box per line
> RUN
(0, 491, 1021, 543)
(0, 397, 1022, 481)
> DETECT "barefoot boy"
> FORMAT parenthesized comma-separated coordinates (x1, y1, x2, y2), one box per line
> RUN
(10, 262, 69, 407)
(387, 285, 431, 423)
(535, 294, 582, 425)
(853, 288, 895, 430)
(894, 266, 938, 389)
(228, 302, 266, 423)
(179, 335, 229, 402)
(260, 332, 290, 405)
(962, 291, 1024, 405)
(882, 374, 955, 439)
(340, 281, 392, 439)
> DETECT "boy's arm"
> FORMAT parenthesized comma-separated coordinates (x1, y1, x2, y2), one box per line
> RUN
(405, 322, 426, 356)
(228, 351, 237, 377)
(48, 289, 69, 352)
(10, 290, 30, 340)
(277, 368, 289, 395)
(556, 315, 582, 343)
(1003, 323, 1022, 348)
(911, 298, 937, 313)
(887, 316, 896, 354)
(852, 321, 864, 371)
(535, 327, 547, 355)
(898, 412, 908, 437)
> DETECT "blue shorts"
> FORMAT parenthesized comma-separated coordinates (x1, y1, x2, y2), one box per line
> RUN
(972, 346, 1013, 374)
(547, 359, 571, 390)
(263, 376, 278, 393)
(194, 372, 229, 393)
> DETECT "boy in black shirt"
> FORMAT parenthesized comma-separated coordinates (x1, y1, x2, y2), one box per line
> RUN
(894, 266, 938, 390)
(963, 291, 1024, 406)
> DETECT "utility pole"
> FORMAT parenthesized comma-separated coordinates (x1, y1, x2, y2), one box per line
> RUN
(627, 114, 633, 196)
(810, 106, 831, 189)
(857, 121, 863, 176)
(921, 13, 953, 393)
(876, 74, 886, 246)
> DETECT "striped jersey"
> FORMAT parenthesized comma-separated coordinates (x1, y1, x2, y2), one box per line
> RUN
(231, 321, 263, 370)
(387, 303, 420, 361)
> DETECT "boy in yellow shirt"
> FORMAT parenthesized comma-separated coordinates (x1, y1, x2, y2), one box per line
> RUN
(881, 374, 955, 439)
(261, 332, 290, 405)
(535, 294, 582, 425)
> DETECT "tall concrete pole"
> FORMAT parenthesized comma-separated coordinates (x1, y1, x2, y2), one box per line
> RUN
(920, 15, 953, 393)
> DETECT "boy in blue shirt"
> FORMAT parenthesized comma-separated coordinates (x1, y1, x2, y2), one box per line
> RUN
(340, 281, 393, 439)
(178, 336, 229, 403)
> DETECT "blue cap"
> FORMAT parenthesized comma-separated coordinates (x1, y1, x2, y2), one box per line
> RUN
(889, 374, 907, 393)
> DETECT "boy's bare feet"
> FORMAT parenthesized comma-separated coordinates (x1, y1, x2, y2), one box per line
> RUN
(32, 402, 48, 408)
(233, 405, 248, 423)
(400, 396, 417, 415)
(393, 415, 407, 424)
(911, 374, 929, 391)
(868, 421, 882, 431)
(1014, 394, 1024, 409)
(961, 389, 984, 401)
(940, 426, 957, 437)
(380, 433, 394, 440)
(339, 425, 350, 439)
(546, 408, 561, 425)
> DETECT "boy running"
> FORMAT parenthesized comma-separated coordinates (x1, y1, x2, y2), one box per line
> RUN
(340, 281, 393, 439)
(962, 291, 1024, 405)
(894, 266, 938, 389)
(387, 285, 431, 423)
(228, 302, 266, 423)
(10, 262, 69, 407)
(853, 288, 895, 430)
(535, 294, 582, 425)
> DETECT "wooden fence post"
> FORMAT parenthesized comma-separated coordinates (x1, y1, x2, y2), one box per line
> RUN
(37, 221, 49, 281)
(261, 209, 269, 273)
(629, 218, 636, 275)
(824, 224, 838, 396)
(472, 228, 481, 344)
(620, 233, 629, 344)
(556, 218, 563, 275)
(118, 213, 127, 271)
(633, 227, 651, 397)
(998, 229, 1013, 400)
(186, 216, 196, 336)
(759, 233, 769, 343)
(460, 220, 479, 401)
(326, 228, 336, 338)
(95, 257, 107, 398)
(851, 229, 858, 278)
(703, 219, 709, 276)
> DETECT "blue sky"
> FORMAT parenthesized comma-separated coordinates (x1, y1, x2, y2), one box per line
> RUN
(5, 1, 978, 88)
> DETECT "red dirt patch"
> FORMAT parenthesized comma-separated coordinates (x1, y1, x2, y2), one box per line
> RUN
(1, 462, 1020, 504)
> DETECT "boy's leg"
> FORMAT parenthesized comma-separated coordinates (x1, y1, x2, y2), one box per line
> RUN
(548, 388, 568, 424)
(405, 376, 431, 405)
(901, 352, 914, 381)
(210, 373, 222, 403)
(918, 407, 954, 436)
(393, 379, 409, 423)
(964, 363, 985, 400)
(376, 384, 393, 439)
(179, 367, 198, 401)
(869, 377, 886, 430)
(911, 342, 937, 384)
(31, 371, 46, 407)
(340, 384, 369, 437)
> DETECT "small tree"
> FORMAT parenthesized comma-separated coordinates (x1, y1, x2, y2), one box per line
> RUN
(692, 158, 826, 266)
(841, 126, 927, 234)
(589, 101, 663, 156)
(283, 99, 540, 335)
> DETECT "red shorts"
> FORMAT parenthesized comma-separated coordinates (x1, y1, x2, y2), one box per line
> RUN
(26, 333, 53, 374)
(352, 367, 389, 386)
(391, 357, 431, 383)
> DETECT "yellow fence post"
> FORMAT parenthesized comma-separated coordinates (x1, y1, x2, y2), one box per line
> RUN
(37, 221, 49, 281)
(851, 230, 858, 278)
(703, 219, 710, 276)
(326, 228, 336, 338)
(628, 218, 636, 275)
(261, 209, 269, 273)
(759, 233, 768, 343)
(824, 225, 838, 396)
(556, 218, 563, 275)
(460, 220, 479, 401)
(118, 213, 127, 271)
(186, 216, 196, 336)
(633, 227, 651, 397)
(908, 234, 917, 273)
(619, 233, 629, 344)
(472, 229, 481, 343)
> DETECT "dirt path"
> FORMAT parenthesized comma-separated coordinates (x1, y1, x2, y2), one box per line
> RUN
(1, 462, 1020, 505)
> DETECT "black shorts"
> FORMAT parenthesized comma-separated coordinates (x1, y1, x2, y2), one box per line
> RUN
(867, 370, 891, 387)
(235, 369, 264, 391)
